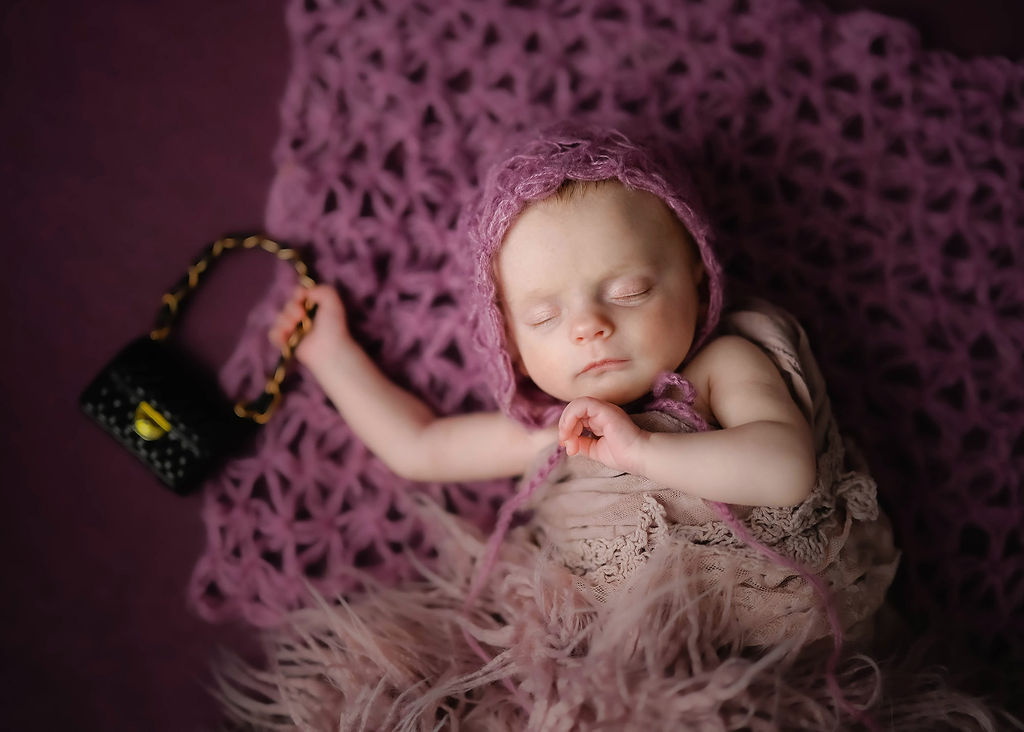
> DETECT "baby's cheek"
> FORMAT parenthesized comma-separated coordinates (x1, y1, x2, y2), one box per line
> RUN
(522, 349, 573, 400)
(516, 341, 551, 382)
(523, 350, 554, 384)
(652, 304, 697, 358)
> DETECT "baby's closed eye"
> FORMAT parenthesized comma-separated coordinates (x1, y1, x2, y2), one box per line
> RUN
(607, 279, 652, 303)
(525, 308, 559, 327)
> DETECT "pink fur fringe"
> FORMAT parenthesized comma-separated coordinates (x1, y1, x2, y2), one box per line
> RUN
(213, 498, 1016, 731)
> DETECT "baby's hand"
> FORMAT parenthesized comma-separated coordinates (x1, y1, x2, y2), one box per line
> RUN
(558, 397, 646, 473)
(269, 284, 351, 368)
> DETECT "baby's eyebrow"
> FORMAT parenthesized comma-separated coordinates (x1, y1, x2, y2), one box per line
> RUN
(504, 287, 556, 308)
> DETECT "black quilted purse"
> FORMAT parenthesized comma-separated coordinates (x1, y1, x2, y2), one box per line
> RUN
(79, 234, 315, 495)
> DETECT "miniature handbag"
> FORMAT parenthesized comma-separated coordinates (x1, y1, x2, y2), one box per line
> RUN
(79, 234, 316, 495)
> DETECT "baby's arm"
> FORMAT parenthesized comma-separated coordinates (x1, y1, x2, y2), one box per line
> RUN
(273, 285, 554, 482)
(558, 336, 816, 507)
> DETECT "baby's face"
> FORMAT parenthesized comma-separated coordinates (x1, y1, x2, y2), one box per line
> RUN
(497, 182, 704, 406)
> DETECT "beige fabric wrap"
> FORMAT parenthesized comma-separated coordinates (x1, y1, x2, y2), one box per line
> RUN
(525, 299, 900, 646)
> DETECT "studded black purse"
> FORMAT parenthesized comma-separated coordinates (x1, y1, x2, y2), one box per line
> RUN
(79, 234, 316, 495)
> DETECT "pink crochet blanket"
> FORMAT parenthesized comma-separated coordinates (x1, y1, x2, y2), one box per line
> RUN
(190, 0, 1024, 670)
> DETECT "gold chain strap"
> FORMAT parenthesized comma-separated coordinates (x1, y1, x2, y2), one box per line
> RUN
(149, 234, 316, 425)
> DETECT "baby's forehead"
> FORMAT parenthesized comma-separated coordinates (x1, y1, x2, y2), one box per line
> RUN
(511, 180, 674, 232)
(502, 181, 692, 255)
(496, 183, 696, 295)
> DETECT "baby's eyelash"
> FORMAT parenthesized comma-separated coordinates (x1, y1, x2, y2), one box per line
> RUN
(610, 287, 651, 302)
(527, 313, 558, 327)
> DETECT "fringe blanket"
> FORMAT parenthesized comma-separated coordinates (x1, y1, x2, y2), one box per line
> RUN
(213, 516, 997, 730)
(190, 0, 1024, 683)
(214, 304, 1004, 729)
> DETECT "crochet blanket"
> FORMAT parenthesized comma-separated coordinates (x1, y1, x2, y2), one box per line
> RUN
(189, 0, 1024, 672)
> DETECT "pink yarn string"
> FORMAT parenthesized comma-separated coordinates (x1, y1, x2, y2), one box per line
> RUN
(460, 444, 566, 710)
(652, 372, 878, 730)
(708, 501, 878, 730)
(463, 445, 566, 609)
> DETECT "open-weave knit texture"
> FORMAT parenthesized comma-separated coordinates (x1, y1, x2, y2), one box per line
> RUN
(189, 0, 1024, 667)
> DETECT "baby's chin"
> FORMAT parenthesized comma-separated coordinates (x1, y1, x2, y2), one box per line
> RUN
(548, 380, 654, 407)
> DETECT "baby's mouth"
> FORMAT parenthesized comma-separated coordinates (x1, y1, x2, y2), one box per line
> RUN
(579, 359, 629, 376)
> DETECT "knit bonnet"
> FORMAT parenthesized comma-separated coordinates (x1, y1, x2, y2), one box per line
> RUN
(465, 124, 724, 428)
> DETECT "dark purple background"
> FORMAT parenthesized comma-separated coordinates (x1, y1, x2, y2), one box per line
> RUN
(1, 1, 1020, 729)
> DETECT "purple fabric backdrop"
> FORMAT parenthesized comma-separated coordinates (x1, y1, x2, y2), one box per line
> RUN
(1, 1, 1021, 730)
(1, 2, 287, 729)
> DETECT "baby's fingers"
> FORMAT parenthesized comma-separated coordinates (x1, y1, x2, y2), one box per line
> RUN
(558, 412, 581, 437)
(562, 432, 581, 456)
(268, 319, 295, 348)
(269, 293, 309, 346)
(558, 398, 606, 436)
(559, 401, 599, 456)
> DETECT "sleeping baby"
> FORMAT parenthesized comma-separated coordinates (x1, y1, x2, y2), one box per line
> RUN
(227, 124, 901, 729)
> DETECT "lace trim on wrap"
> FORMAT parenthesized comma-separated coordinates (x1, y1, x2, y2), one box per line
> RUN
(550, 495, 670, 589)
(741, 420, 881, 566)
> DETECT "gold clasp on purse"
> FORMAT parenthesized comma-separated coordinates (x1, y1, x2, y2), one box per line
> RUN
(134, 401, 172, 441)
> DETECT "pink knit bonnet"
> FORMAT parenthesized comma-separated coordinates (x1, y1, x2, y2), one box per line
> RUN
(465, 124, 725, 428)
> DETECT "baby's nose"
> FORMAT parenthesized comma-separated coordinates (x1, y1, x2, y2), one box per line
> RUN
(571, 311, 613, 342)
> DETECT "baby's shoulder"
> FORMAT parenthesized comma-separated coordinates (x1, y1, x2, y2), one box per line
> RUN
(681, 335, 804, 429)
(686, 334, 770, 369)
(683, 335, 780, 390)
